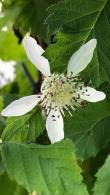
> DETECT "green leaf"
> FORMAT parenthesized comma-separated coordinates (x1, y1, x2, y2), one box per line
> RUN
(0, 173, 28, 195)
(93, 155, 110, 195)
(0, 31, 25, 61)
(94, 3, 110, 85)
(0, 117, 5, 137)
(46, 0, 107, 35)
(0, 96, 5, 136)
(45, 0, 109, 87)
(2, 108, 45, 143)
(65, 101, 110, 160)
(0, 173, 18, 195)
(1, 140, 88, 195)
(0, 96, 3, 112)
(0, 153, 5, 176)
(0, 6, 20, 30)
(1, 0, 59, 41)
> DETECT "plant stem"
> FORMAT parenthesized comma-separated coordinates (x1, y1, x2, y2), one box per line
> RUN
(21, 62, 35, 87)
(21, 62, 42, 94)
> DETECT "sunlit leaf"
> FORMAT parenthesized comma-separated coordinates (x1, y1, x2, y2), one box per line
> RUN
(0, 31, 24, 61)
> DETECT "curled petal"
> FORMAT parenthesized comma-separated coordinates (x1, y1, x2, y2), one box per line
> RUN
(23, 36, 51, 77)
(1, 95, 42, 117)
(67, 39, 97, 76)
(80, 87, 106, 102)
(46, 110, 64, 144)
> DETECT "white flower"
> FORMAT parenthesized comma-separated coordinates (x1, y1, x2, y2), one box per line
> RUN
(1, 36, 106, 144)
(0, 60, 15, 88)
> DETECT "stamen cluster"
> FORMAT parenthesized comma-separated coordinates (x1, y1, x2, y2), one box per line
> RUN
(41, 73, 84, 114)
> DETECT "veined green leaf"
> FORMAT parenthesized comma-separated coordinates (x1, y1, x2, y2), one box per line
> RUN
(45, 0, 109, 87)
(93, 155, 110, 195)
(65, 101, 110, 160)
(2, 108, 45, 143)
(1, 140, 88, 195)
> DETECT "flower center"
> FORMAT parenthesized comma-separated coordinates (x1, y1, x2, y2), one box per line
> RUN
(41, 73, 84, 114)
(52, 82, 72, 106)
(41, 73, 72, 107)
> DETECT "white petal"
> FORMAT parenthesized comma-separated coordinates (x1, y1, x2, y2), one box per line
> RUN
(1, 95, 42, 117)
(23, 36, 51, 77)
(67, 39, 97, 76)
(80, 87, 106, 102)
(46, 110, 64, 144)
